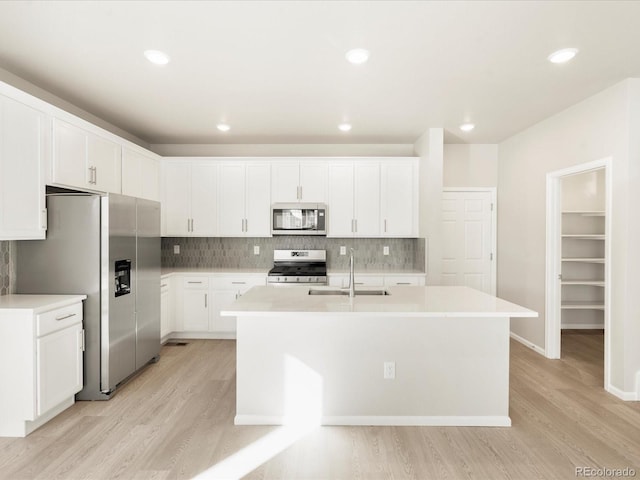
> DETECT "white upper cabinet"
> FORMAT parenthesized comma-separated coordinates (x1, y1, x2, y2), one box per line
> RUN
(0, 93, 48, 240)
(328, 160, 380, 237)
(354, 161, 381, 237)
(271, 160, 328, 203)
(328, 158, 417, 238)
(162, 160, 217, 237)
(122, 147, 160, 201)
(327, 162, 355, 236)
(381, 159, 418, 237)
(218, 162, 271, 237)
(52, 118, 121, 194)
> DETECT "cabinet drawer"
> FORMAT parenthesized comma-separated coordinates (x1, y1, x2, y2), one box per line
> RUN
(384, 275, 425, 286)
(183, 277, 209, 289)
(37, 303, 83, 337)
(211, 276, 266, 292)
(353, 276, 384, 287)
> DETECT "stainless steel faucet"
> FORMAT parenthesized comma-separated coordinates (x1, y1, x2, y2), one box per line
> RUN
(348, 248, 355, 298)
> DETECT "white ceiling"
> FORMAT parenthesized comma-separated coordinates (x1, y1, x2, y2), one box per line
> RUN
(1, 1, 639, 145)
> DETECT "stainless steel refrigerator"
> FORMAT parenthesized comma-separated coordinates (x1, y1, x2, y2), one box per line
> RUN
(17, 192, 161, 400)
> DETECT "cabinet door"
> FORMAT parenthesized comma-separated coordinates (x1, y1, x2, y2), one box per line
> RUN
(162, 162, 191, 236)
(121, 147, 143, 198)
(245, 163, 271, 236)
(36, 324, 83, 416)
(88, 134, 121, 193)
(354, 162, 380, 237)
(140, 155, 160, 201)
(191, 162, 218, 236)
(271, 161, 300, 203)
(327, 162, 354, 237)
(52, 119, 88, 188)
(299, 162, 328, 202)
(210, 290, 238, 333)
(218, 163, 246, 236)
(161, 281, 172, 339)
(182, 288, 209, 331)
(0, 95, 47, 240)
(381, 160, 417, 237)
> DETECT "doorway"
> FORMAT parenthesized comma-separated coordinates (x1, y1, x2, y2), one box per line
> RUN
(545, 157, 612, 389)
(441, 188, 496, 295)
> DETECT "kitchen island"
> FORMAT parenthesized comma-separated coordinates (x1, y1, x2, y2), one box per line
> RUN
(221, 285, 537, 427)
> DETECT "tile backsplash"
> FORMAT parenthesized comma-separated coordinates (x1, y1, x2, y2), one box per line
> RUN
(162, 236, 426, 272)
(0, 241, 16, 296)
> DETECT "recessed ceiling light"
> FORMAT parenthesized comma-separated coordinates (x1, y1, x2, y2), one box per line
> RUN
(460, 123, 475, 132)
(144, 49, 170, 65)
(217, 123, 230, 132)
(345, 48, 370, 65)
(548, 48, 578, 64)
(338, 123, 352, 132)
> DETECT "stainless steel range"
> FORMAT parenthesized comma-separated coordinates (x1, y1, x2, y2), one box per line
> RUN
(267, 249, 327, 285)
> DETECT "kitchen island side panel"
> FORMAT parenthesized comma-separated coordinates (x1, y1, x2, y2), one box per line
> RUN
(235, 314, 510, 426)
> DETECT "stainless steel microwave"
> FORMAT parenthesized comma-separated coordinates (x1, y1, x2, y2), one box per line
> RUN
(271, 203, 326, 235)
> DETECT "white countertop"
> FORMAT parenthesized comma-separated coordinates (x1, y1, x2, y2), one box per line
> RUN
(221, 285, 538, 318)
(161, 268, 425, 277)
(0, 294, 87, 314)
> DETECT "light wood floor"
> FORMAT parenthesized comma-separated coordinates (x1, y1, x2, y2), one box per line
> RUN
(1, 333, 638, 479)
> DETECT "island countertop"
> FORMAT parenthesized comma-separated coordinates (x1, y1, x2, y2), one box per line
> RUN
(221, 285, 538, 318)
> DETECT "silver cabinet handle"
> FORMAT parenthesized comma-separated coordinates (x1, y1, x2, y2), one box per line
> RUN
(187, 218, 190, 232)
(351, 219, 354, 233)
(396, 282, 411, 285)
(355, 282, 364, 285)
(384, 219, 387, 233)
(354, 219, 357, 233)
(204, 293, 208, 308)
(94, 166, 97, 185)
(191, 218, 194, 232)
(88, 166, 95, 184)
(56, 313, 76, 321)
(161, 284, 167, 287)
(231, 281, 246, 284)
(187, 281, 203, 284)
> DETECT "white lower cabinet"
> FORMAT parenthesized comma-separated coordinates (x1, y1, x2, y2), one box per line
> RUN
(328, 273, 426, 288)
(173, 274, 266, 338)
(160, 276, 173, 341)
(0, 296, 85, 437)
(181, 277, 210, 332)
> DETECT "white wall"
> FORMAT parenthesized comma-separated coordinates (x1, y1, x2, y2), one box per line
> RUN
(561, 169, 606, 212)
(414, 129, 444, 283)
(443, 144, 498, 187)
(498, 78, 640, 394)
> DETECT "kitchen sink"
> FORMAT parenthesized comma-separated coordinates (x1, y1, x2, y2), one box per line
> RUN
(308, 288, 390, 296)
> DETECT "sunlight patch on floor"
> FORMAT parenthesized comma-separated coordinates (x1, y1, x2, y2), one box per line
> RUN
(192, 355, 323, 480)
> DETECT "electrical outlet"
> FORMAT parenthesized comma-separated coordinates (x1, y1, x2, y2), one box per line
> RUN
(254, 245, 260, 255)
(340, 246, 346, 255)
(383, 361, 396, 379)
(173, 245, 180, 254)
(383, 246, 389, 256)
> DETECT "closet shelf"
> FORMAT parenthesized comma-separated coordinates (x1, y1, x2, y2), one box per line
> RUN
(561, 302, 605, 310)
(561, 280, 605, 286)
(562, 211, 605, 217)
(561, 257, 605, 263)
(561, 234, 605, 240)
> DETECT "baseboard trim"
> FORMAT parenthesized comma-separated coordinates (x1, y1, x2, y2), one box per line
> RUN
(234, 415, 511, 427)
(510, 332, 546, 357)
(168, 331, 236, 340)
(561, 324, 604, 330)
(606, 384, 639, 401)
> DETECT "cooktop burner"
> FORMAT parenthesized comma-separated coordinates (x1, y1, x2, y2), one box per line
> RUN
(268, 249, 327, 285)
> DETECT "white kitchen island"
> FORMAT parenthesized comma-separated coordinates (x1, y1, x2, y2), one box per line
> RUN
(221, 285, 537, 427)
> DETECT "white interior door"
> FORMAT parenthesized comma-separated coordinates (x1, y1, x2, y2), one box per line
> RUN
(442, 190, 495, 294)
